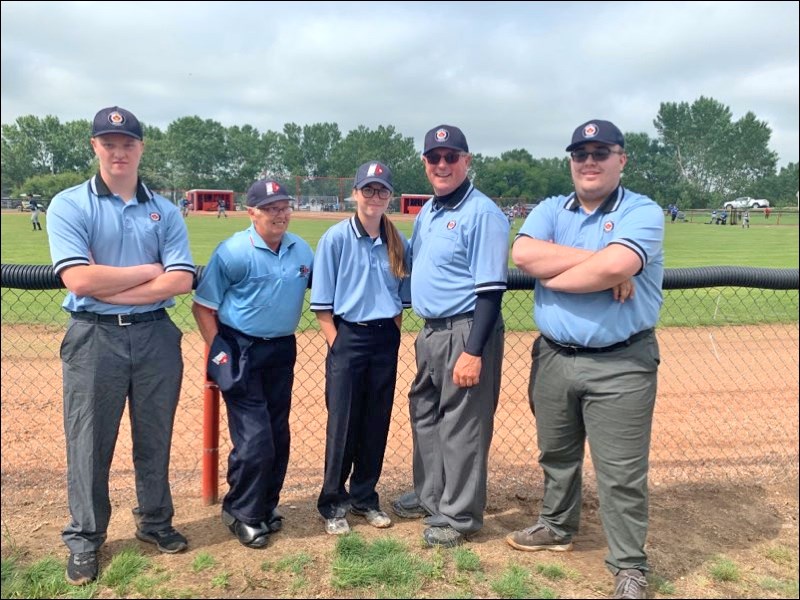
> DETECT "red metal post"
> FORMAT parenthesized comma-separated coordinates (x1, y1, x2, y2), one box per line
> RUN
(202, 345, 220, 505)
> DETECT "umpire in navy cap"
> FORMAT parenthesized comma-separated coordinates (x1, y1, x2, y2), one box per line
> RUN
(193, 178, 313, 549)
(508, 118, 663, 600)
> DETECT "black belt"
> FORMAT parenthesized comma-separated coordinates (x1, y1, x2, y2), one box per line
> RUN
(543, 328, 654, 354)
(337, 317, 396, 328)
(424, 311, 475, 330)
(219, 322, 293, 343)
(70, 308, 168, 326)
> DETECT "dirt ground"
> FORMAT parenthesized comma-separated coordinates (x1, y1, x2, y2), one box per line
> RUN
(2, 320, 798, 597)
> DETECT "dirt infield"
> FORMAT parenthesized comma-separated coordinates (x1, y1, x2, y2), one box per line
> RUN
(1, 323, 798, 597)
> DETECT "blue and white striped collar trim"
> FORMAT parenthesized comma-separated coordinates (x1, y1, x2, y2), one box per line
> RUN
(563, 186, 624, 213)
(349, 215, 387, 242)
(90, 173, 152, 203)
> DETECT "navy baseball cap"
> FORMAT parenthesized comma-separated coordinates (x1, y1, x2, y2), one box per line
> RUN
(353, 161, 394, 192)
(423, 125, 469, 154)
(246, 179, 294, 208)
(92, 106, 143, 140)
(566, 119, 624, 151)
(206, 334, 246, 392)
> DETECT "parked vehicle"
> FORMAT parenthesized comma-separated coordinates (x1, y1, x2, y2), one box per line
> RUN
(723, 197, 770, 210)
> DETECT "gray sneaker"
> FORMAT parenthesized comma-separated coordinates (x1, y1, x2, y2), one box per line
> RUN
(613, 569, 647, 599)
(391, 491, 430, 519)
(350, 507, 392, 528)
(423, 525, 464, 548)
(505, 523, 573, 552)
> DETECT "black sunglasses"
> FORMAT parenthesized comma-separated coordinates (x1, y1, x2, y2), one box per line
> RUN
(570, 148, 623, 163)
(424, 151, 463, 165)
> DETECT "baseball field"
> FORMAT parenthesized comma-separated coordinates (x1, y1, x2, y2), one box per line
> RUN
(1, 209, 798, 599)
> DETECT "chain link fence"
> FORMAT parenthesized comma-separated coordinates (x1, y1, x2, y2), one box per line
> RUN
(1, 268, 798, 503)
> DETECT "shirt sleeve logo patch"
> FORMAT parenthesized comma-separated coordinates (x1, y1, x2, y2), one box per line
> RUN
(298, 264, 310, 277)
(603, 220, 614, 232)
(446, 220, 457, 230)
(150, 212, 161, 221)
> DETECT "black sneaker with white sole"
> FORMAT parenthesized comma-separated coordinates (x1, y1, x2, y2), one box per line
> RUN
(65, 551, 98, 585)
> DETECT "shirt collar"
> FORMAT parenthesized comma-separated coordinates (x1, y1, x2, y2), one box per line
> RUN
(350, 214, 388, 243)
(91, 172, 152, 203)
(563, 185, 624, 213)
(433, 178, 473, 211)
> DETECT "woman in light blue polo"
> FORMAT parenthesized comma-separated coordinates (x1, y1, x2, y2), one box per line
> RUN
(310, 161, 411, 535)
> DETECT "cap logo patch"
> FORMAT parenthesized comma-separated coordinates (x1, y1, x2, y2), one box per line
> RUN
(108, 111, 125, 127)
(265, 181, 278, 195)
(603, 220, 614, 232)
(367, 163, 383, 176)
(435, 128, 449, 143)
(446, 220, 456, 230)
(211, 351, 229, 365)
(583, 123, 599, 138)
(150, 212, 161, 221)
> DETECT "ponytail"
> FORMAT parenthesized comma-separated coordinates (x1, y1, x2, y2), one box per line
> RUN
(381, 214, 407, 279)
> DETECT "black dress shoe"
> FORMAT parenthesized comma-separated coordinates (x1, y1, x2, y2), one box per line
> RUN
(266, 509, 283, 533)
(221, 510, 270, 548)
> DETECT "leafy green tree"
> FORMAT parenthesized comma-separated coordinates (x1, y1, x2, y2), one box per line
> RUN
(166, 116, 229, 189)
(329, 125, 426, 196)
(754, 162, 799, 207)
(14, 171, 91, 201)
(654, 96, 777, 199)
(221, 124, 269, 191)
(2, 115, 92, 193)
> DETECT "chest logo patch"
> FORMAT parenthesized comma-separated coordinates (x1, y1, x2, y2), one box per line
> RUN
(150, 212, 161, 222)
(298, 264, 310, 277)
(446, 220, 456, 230)
(603, 220, 614, 233)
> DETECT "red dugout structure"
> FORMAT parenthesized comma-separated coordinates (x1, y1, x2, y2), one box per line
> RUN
(186, 189, 235, 212)
(400, 193, 430, 215)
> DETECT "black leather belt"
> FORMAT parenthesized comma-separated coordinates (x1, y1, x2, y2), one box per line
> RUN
(424, 311, 475, 330)
(334, 316, 396, 328)
(70, 308, 167, 326)
(543, 328, 654, 354)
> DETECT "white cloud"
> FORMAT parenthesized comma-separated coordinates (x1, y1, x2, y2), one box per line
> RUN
(2, 1, 797, 166)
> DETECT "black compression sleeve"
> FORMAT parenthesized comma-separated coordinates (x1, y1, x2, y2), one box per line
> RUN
(464, 290, 503, 356)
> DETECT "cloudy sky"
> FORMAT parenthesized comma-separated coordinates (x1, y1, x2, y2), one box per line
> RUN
(2, 1, 798, 166)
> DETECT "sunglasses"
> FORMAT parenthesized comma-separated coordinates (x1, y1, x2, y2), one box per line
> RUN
(360, 187, 391, 200)
(570, 148, 624, 163)
(424, 151, 463, 165)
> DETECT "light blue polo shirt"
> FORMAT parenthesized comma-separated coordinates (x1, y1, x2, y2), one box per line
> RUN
(47, 175, 195, 314)
(517, 186, 664, 347)
(409, 184, 509, 319)
(194, 225, 313, 338)
(310, 215, 411, 322)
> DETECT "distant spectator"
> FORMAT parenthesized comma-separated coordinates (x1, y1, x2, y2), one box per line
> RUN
(764, 206, 771, 219)
(181, 197, 189, 218)
(669, 205, 679, 223)
(719, 210, 728, 225)
(742, 210, 750, 229)
(217, 197, 227, 219)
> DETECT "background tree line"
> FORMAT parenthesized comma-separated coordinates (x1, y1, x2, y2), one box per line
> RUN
(2, 96, 797, 209)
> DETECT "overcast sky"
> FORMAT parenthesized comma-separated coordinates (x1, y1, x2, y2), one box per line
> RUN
(2, 1, 798, 167)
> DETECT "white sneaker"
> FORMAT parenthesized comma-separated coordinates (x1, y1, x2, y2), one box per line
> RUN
(325, 517, 350, 535)
(351, 507, 392, 528)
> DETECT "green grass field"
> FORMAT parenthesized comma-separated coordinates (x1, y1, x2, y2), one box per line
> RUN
(1, 211, 798, 329)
